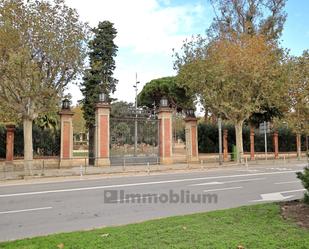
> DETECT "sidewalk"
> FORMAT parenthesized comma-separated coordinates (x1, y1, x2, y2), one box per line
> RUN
(0, 158, 307, 185)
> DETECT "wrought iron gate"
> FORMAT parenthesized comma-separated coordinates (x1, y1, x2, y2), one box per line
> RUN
(110, 108, 159, 166)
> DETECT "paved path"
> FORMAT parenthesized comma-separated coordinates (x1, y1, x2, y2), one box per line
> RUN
(0, 162, 307, 241)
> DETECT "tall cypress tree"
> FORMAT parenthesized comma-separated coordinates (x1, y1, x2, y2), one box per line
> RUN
(80, 21, 118, 165)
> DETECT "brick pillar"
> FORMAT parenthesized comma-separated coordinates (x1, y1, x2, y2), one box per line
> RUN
(59, 109, 74, 167)
(6, 125, 15, 162)
(95, 103, 111, 166)
(273, 131, 279, 159)
(158, 107, 173, 164)
(184, 117, 199, 162)
(250, 126, 255, 160)
(223, 129, 228, 161)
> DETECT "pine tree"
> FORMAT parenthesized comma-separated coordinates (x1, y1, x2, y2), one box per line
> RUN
(80, 21, 118, 165)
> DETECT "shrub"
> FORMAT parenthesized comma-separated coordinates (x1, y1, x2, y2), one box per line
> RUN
(296, 152, 309, 204)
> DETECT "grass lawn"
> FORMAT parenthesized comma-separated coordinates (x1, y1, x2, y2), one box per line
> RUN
(1, 203, 309, 249)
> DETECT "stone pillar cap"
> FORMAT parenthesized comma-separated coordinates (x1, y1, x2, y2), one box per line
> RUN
(6, 124, 16, 130)
(184, 117, 198, 122)
(59, 109, 74, 116)
(95, 103, 111, 109)
(158, 107, 173, 113)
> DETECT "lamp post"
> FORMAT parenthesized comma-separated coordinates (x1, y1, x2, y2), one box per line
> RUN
(133, 73, 140, 157)
(218, 116, 223, 165)
(62, 98, 71, 110)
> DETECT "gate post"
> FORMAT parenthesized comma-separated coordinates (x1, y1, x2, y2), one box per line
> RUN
(94, 98, 110, 167)
(158, 98, 173, 165)
(59, 99, 74, 167)
(184, 110, 199, 162)
(273, 131, 279, 159)
(223, 129, 228, 161)
(6, 124, 15, 162)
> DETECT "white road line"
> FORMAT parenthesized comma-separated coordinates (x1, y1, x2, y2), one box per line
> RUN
(280, 189, 305, 194)
(0, 170, 299, 198)
(190, 178, 265, 186)
(274, 181, 300, 185)
(203, 186, 243, 193)
(0, 207, 52, 215)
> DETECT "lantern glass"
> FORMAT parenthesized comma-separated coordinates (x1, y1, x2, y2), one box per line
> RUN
(99, 92, 107, 103)
(187, 108, 195, 117)
(62, 98, 70, 110)
(160, 97, 168, 107)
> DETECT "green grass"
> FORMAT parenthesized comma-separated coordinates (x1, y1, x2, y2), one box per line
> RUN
(1, 203, 309, 249)
(73, 151, 88, 157)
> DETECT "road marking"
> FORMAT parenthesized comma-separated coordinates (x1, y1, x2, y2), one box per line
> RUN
(203, 186, 243, 193)
(274, 181, 300, 185)
(236, 169, 260, 172)
(250, 189, 306, 202)
(190, 178, 265, 186)
(0, 170, 300, 198)
(0, 206, 52, 215)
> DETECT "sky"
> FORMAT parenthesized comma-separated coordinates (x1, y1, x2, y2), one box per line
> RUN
(65, 0, 309, 106)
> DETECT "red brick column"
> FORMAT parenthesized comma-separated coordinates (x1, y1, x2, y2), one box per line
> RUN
(184, 117, 199, 162)
(158, 107, 173, 164)
(273, 131, 279, 159)
(250, 126, 255, 160)
(95, 103, 111, 166)
(6, 125, 15, 162)
(223, 129, 228, 161)
(59, 110, 74, 167)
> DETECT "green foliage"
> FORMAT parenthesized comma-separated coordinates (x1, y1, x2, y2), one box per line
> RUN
(137, 76, 194, 111)
(0, 124, 60, 158)
(0, 0, 88, 121)
(197, 123, 304, 153)
(297, 165, 309, 204)
(81, 21, 118, 127)
(208, 0, 287, 41)
(1, 204, 309, 248)
(231, 145, 237, 161)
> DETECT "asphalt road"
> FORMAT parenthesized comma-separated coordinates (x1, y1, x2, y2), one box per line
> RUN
(0, 162, 307, 242)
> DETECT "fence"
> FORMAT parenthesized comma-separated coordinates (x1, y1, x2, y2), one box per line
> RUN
(0, 151, 307, 181)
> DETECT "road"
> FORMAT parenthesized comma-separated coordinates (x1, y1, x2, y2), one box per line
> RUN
(0, 162, 307, 241)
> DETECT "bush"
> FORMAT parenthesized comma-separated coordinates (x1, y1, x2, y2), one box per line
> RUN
(296, 152, 309, 204)
(197, 123, 306, 153)
(0, 124, 60, 158)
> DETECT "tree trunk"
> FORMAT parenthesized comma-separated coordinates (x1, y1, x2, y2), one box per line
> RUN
(296, 133, 301, 160)
(88, 124, 95, 166)
(23, 118, 33, 174)
(250, 125, 255, 160)
(235, 121, 244, 163)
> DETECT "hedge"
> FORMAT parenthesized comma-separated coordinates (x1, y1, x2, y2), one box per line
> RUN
(197, 123, 307, 153)
(0, 124, 60, 158)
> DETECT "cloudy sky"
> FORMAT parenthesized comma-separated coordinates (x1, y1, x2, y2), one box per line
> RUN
(65, 0, 309, 105)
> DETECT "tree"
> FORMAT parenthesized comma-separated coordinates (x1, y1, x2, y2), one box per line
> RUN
(208, 0, 287, 41)
(284, 51, 309, 157)
(0, 0, 88, 166)
(137, 76, 194, 111)
(72, 105, 86, 135)
(80, 21, 118, 164)
(176, 34, 286, 162)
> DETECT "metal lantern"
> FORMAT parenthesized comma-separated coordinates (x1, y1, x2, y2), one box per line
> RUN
(160, 97, 168, 107)
(99, 91, 107, 103)
(187, 108, 195, 117)
(62, 98, 70, 110)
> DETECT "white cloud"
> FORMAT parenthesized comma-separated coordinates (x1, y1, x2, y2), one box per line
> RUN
(65, 0, 210, 104)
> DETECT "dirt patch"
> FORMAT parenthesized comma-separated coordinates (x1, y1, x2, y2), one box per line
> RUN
(281, 200, 309, 229)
